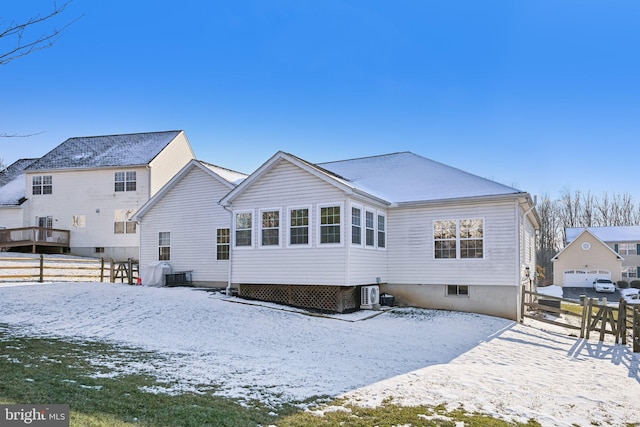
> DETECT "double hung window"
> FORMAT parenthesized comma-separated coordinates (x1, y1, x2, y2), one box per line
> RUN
(320, 205, 341, 244)
(261, 210, 280, 246)
(115, 171, 136, 192)
(32, 175, 52, 195)
(289, 208, 309, 245)
(235, 212, 252, 247)
(434, 219, 483, 259)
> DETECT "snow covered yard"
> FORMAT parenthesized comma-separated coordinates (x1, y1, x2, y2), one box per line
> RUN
(0, 281, 639, 427)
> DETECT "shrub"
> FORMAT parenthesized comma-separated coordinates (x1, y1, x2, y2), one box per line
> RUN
(630, 280, 640, 289)
(618, 280, 630, 289)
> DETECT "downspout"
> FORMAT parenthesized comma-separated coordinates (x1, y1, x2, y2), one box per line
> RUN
(222, 204, 234, 296)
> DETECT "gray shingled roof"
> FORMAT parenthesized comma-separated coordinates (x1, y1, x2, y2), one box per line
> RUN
(25, 131, 183, 171)
(318, 152, 525, 204)
(0, 158, 37, 186)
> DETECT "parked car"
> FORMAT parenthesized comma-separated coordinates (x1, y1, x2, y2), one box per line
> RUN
(593, 278, 616, 293)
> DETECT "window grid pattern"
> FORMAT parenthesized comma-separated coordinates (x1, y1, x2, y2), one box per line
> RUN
(158, 232, 170, 260)
(261, 211, 280, 246)
(217, 228, 230, 260)
(377, 214, 386, 248)
(365, 211, 375, 246)
(32, 175, 52, 195)
(235, 212, 252, 247)
(435, 219, 483, 259)
(289, 208, 309, 245)
(320, 206, 341, 244)
(115, 171, 137, 192)
(351, 207, 362, 245)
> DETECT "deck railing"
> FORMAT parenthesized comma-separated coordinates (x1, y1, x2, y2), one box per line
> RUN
(0, 227, 70, 252)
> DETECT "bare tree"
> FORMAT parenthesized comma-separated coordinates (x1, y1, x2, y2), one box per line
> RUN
(535, 195, 563, 285)
(0, 2, 80, 138)
(0, 1, 79, 65)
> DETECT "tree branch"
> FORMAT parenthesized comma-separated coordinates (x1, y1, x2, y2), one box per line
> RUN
(0, 131, 45, 138)
(0, 1, 82, 65)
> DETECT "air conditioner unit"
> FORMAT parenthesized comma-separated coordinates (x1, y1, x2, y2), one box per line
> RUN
(361, 285, 380, 309)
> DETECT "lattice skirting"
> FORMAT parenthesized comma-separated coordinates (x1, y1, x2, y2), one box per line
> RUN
(239, 284, 358, 313)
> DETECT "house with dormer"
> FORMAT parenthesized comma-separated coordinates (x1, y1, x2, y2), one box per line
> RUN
(1, 131, 194, 259)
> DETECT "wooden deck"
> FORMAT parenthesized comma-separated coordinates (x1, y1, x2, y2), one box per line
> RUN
(0, 227, 70, 253)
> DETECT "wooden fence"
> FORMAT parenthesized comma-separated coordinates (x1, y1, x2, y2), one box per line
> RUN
(0, 255, 139, 284)
(522, 286, 640, 352)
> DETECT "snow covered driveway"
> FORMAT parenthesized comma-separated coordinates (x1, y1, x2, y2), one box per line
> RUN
(1, 282, 639, 426)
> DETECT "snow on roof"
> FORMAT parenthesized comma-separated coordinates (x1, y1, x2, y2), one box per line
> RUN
(566, 226, 640, 243)
(199, 161, 247, 186)
(317, 152, 524, 204)
(0, 158, 37, 186)
(25, 131, 183, 171)
(0, 158, 37, 206)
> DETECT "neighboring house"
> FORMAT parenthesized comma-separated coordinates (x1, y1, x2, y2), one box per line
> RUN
(15, 130, 195, 259)
(133, 159, 247, 286)
(0, 158, 38, 229)
(218, 151, 539, 320)
(552, 226, 640, 286)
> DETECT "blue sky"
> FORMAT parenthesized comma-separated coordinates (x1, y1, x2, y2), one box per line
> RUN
(1, 1, 639, 200)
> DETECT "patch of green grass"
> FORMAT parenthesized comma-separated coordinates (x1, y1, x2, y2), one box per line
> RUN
(0, 324, 288, 426)
(3, 323, 610, 427)
(276, 400, 542, 427)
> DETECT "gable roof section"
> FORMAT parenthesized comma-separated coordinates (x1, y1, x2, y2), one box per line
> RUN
(318, 152, 525, 205)
(219, 151, 381, 207)
(566, 226, 640, 244)
(0, 158, 38, 206)
(221, 151, 528, 207)
(552, 228, 623, 261)
(25, 130, 184, 171)
(134, 159, 247, 221)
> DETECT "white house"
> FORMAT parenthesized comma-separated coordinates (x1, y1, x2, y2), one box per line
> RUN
(0, 158, 37, 230)
(218, 151, 539, 320)
(6, 130, 195, 259)
(552, 226, 640, 286)
(133, 159, 247, 286)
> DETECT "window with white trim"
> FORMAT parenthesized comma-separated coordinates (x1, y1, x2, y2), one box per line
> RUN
(320, 205, 341, 244)
(377, 214, 386, 248)
(158, 232, 170, 260)
(32, 175, 52, 195)
(235, 212, 252, 247)
(289, 208, 309, 245)
(115, 171, 137, 192)
(622, 266, 638, 279)
(618, 243, 638, 256)
(434, 219, 483, 259)
(261, 210, 280, 246)
(351, 207, 362, 245)
(217, 228, 230, 260)
(365, 210, 375, 247)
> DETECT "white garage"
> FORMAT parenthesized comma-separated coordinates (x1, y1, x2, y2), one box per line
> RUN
(563, 269, 611, 287)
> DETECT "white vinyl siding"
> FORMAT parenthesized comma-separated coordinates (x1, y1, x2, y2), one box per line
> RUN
(228, 159, 349, 285)
(27, 167, 150, 258)
(138, 165, 233, 284)
(388, 200, 519, 286)
(147, 131, 195, 196)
